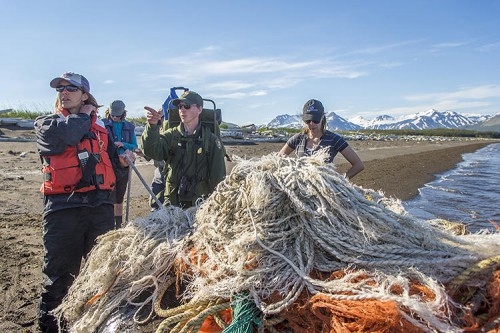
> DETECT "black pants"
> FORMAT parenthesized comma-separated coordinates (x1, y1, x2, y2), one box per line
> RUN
(39, 205, 114, 333)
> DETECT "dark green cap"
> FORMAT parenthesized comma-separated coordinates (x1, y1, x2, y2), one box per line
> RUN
(172, 91, 203, 108)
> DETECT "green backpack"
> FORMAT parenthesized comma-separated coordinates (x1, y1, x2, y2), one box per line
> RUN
(165, 98, 222, 137)
(164, 98, 228, 160)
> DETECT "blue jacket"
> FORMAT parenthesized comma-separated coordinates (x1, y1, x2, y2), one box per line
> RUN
(103, 118, 137, 154)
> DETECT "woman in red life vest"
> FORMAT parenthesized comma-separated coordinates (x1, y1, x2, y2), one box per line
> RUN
(35, 72, 135, 333)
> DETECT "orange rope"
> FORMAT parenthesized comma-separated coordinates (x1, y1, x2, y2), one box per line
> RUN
(485, 270, 500, 327)
(85, 268, 123, 306)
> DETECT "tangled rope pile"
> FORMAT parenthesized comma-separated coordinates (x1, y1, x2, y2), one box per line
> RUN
(54, 206, 195, 333)
(57, 151, 500, 332)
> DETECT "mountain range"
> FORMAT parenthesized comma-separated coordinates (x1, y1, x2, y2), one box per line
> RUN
(265, 109, 498, 132)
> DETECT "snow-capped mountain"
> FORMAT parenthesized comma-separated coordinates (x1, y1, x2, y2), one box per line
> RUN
(463, 113, 492, 124)
(463, 114, 500, 132)
(325, 112, 362, 130)
(372, 109, 477, 130)
(350, 115, 396, 128)
(266, 112, 361, 130)
(266, 109, 492, 131)
(267, 114, 303, 129)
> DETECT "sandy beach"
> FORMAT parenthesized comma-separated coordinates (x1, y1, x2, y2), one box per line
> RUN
(0, 126, 496, 332)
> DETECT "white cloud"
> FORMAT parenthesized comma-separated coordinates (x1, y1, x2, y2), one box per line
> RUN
(206, 81, 256, 91)
(214, 92, 247, 99)
(198, 58, 318, 75)
(372, 100, 493, 118)
(103, 80, 114, 84)
(475, 42, 500, 52)
(249, 90, 267, 97)
(355, 86, 499, 118)
(405, 85, 500, 102)
(315, 67, 367, 79)
(432, 41, 469, 49)
(346, 39, 424, 55)
(212, 89, 268, 100)
(135, 48, 374, 100)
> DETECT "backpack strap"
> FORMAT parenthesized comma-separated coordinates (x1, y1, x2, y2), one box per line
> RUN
(202, 125, 211, 158)
(296, 134, 307, 157)
(168, 129, 181, 159)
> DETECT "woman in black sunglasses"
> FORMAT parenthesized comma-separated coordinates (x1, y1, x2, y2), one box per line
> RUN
(279, 99, 364, 179)
(34, 72, 135, 333)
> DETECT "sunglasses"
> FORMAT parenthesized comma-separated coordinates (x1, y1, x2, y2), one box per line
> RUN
(55, 85, 80, 92)
(305, 119, 321, 124)
(178, 104, 192, 110)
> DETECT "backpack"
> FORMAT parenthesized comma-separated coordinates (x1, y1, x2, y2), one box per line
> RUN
(166, 108, 225, 164)
(163, 89, 227, 160)
(166, 98, 222, 138)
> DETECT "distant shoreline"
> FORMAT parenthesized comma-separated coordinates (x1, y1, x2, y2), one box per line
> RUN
(339, 141, 496, 200)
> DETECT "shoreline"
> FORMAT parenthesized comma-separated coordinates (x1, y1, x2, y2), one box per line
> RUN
(339, 141, 495, 200)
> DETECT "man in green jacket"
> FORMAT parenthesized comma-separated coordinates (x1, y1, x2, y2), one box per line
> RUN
(142, 91, 226, 208)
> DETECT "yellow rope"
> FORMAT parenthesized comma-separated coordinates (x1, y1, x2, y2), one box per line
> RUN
(448, 255, 500, 291)
(153, 276, 177, 317)
(155, 307, 201, 333)
(212, 311, 229, 330)
(178, 301, 231, 333)
(155, 298, 230, 333)
(156, 298, 211, 318)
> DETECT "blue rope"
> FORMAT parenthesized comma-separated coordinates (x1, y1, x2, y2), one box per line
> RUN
(222, 293, 262, 333)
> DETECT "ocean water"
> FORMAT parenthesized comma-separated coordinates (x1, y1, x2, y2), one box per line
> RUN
(404, 142, 500, 233)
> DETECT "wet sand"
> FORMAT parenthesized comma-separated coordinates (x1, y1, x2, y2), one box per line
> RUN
(0, 126, 496, 332)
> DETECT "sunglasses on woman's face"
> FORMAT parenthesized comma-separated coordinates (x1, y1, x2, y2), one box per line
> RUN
(178, 104, 192, 110)
(305, 119, 320, 124)
(55, 85, 80, 93)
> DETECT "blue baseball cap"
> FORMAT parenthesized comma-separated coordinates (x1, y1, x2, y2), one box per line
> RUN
(50, 72, 91, 93)
(110, 100, 126, 116)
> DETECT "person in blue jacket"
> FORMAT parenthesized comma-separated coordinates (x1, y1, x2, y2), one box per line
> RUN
(103, 100, 138, 227)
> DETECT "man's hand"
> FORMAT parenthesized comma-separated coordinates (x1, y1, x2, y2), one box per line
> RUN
(119, 150, 135, 167)
(144, 106, 162, 125)
(114, 141, 125, 148)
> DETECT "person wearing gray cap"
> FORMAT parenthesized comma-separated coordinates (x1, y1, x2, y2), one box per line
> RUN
(280, 99, 364, 179)
(142, 90, 226, 208)
(103, 100, 138, 228)
(34, 72, 135, 333)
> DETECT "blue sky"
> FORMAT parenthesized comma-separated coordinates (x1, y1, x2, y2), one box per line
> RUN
(1, 0, 499, 125)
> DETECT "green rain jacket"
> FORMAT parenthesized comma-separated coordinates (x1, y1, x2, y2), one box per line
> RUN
(141, 122, 226, 207)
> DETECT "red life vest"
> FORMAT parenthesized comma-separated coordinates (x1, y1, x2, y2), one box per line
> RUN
(40, 109, 116, 195)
